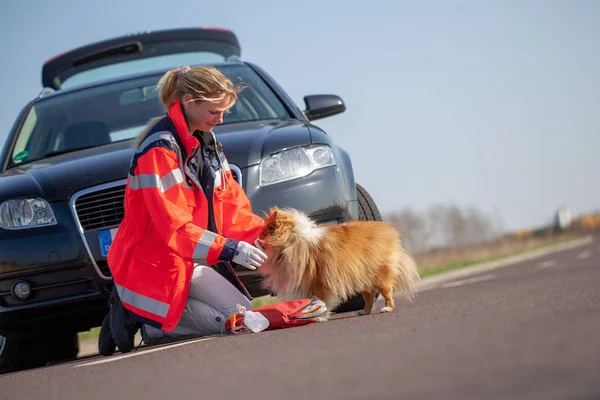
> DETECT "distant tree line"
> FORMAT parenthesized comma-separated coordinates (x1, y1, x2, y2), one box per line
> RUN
(385, 204, 505, 253)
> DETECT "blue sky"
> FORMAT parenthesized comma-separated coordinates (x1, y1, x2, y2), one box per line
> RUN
(1, 0, 599, 231)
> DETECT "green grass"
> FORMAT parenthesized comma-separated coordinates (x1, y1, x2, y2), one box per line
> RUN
(251, 295, 280, 308)
(418, 235, 583, 278)
(420, 254, 513, 278)
(78, 326, 101, 341)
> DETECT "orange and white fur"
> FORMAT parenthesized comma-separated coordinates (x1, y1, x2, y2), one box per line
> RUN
(257, 207, 420, 320)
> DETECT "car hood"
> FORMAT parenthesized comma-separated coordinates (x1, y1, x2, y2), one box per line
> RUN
(214, 119, 312, 166)
(0, 119, 311, 202)
(0, 141, 135, 202)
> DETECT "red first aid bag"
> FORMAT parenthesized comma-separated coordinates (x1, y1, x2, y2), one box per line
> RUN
(225, 298, 326, 333)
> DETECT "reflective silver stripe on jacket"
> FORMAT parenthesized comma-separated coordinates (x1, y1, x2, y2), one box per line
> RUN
(193, 230, 218, 263)
(137, 129, 192, 189)
(116, 283, 170, 318)
(128, 169, 184, 192)
(137, 131, 178, 154)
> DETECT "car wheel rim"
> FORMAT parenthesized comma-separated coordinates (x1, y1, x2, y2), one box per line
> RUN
(0, 335, 6, 357)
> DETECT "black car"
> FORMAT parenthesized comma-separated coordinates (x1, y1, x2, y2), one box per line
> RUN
(0, 28, 382, 373)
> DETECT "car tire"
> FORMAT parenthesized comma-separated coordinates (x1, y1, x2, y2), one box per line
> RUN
(0, 334, 18, 374)
(332, 183, 382, 314)
(356, 183, 382, 222)
(47, 333, 79, 363)
(0, 335, 53, 374)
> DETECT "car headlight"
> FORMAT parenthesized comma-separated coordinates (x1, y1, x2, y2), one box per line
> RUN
(259, 145, 337, 186)
(0, 198, 57, 229)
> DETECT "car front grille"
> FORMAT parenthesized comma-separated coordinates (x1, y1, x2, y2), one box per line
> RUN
(74, 185, 126, 231)
(96, 260, 112, 277)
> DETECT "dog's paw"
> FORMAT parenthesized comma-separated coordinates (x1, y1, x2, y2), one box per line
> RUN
(357, 310, 371, 316)
(315, 316, 329, 322)
(380, 306, 394, 313)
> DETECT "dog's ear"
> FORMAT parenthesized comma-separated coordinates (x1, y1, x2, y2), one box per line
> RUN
(267, 206, 279, 221)
(263, 207, 277, 232)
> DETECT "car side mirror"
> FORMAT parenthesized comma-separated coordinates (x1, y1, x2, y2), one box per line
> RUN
(303, 95, 346, 121)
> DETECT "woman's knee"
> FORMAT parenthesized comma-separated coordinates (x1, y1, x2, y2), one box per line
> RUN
(180, 297, 228, 335)
(188, 265, 252, 315)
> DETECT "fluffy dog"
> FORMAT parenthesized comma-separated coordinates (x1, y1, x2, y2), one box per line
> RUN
(257, 207, 420, 319)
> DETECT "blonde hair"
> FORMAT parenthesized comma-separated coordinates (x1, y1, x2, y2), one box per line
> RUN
(134, 65, 243, 146)
(157, 65, 242, 109)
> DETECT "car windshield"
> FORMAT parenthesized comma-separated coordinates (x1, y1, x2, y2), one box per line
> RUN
(9, 64, 290, 167)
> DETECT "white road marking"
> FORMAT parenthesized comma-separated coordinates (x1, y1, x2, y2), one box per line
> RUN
(535, 260, 557, 269)
(74, 337, 215, 368)
(441, 274, 496, 288)
(576, 251, 591, 260)
(417, 235, 594, 292)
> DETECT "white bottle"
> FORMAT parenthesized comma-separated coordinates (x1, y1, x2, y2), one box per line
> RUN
(236, 304, 269, 333)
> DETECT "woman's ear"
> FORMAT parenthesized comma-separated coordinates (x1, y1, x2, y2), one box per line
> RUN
(182, 93, 194, 106)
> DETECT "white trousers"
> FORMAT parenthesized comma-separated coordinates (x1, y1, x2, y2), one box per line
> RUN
(144, 265, 252, 340)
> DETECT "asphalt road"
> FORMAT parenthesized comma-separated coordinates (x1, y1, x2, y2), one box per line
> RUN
(1, 236, 599, 400)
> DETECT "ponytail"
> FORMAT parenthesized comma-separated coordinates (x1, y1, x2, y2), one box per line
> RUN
(157, 69, 183, 109)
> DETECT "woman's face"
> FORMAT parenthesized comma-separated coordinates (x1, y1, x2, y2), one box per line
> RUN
(182, 94, 230, 132)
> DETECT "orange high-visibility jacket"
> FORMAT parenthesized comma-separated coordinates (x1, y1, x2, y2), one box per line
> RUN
(107, 101, 266, 331)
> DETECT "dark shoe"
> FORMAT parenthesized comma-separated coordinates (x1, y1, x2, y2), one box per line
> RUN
(109, 289, 141, 353)
(140, 325, 153, 347)
(98, 313, 116, 356)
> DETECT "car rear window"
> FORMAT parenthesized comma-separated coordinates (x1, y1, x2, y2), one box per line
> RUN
(61, 51, 226, 90)
(9, 64, 291, 166)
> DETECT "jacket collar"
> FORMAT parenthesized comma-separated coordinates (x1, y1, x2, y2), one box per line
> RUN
(167, 101, 198, 156)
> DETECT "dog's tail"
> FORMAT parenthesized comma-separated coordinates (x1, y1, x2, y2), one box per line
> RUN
(392, 243, 421, 302)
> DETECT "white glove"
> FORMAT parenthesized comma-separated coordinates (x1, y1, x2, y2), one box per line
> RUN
(232, 241, 268, 270)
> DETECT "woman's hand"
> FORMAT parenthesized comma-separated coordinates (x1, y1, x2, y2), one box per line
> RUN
(232, 241, 268, 270)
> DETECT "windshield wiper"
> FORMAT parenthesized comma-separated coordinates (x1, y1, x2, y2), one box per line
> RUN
(45, 145, 98, 158)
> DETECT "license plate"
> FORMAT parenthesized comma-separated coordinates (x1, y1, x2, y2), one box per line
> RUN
(98, 227, 119, 257)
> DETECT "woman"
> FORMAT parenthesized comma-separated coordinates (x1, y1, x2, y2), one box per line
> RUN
(101, 65, 268, 354)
